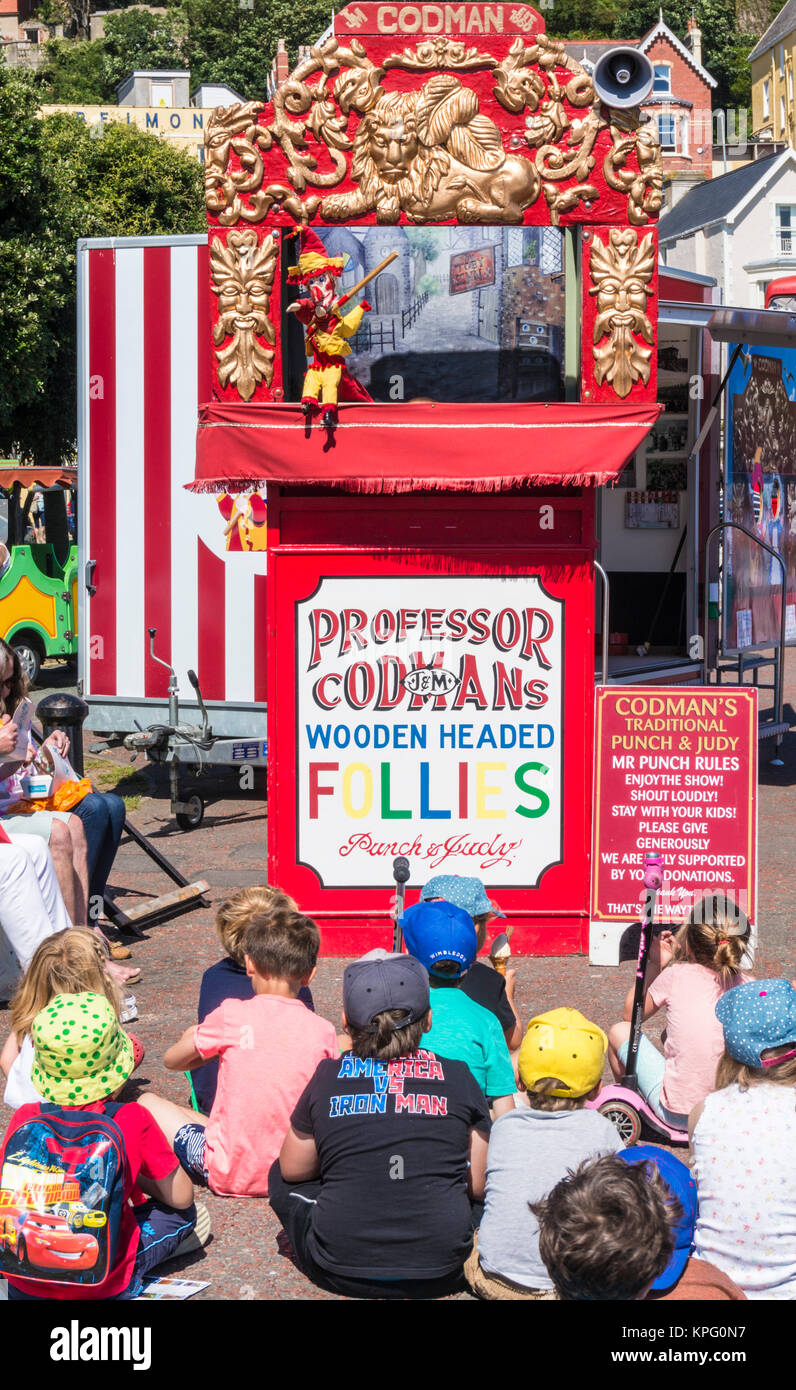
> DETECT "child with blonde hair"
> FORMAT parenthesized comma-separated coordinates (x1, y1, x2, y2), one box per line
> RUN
(690, 978, 796, 1299)
(607, 893, 753, 1129)
(0, 927, 142, 1110)
(192, 883, 314, 1113)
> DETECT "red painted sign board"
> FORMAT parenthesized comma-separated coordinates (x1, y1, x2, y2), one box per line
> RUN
(449, 246, 496, 295)
(591, 686, 758, 927)
(267, 489, 595, 955)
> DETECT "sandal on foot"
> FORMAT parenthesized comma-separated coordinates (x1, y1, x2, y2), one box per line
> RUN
(108, 941, 132, 961)
(171, 1203, 212, 1259)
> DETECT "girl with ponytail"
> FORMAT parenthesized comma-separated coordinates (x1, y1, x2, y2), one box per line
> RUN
(607, 893, 753, 1131)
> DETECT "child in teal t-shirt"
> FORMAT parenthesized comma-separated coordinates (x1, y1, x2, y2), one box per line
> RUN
(401, 901, 515, 1116)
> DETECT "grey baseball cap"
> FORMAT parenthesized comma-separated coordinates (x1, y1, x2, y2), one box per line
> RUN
(343, 951, 430, 1033)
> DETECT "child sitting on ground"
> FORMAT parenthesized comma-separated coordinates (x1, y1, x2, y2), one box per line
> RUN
(418, 875, 522, 1050)
(0, 927, 143, 1111)
(139, 905, 338, 1197)
(531, 1154, 680, 1300)
(192, 884, 315, 1114)
(690, 977, 796, 1300)
(466, 1008, 621, 1299)
(270, 949, 491, 1300)
(1, 992, 200, 1302)
(607, 893, 752, 1130)
(619, 1145, 745, 1301)
(401, 900, 515, 1115)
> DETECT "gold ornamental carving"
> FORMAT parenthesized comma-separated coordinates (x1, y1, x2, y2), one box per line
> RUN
(210, 229, 278, 402)
(589, 228, 655, 399)
(320, 74, 540, 224)
(204, 33, 663, 229)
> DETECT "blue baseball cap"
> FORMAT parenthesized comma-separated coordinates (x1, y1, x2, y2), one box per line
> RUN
(401, 901, 478, 978)
(420, 875, 505, 921)
(716, 978, 796, 1069)
(618, 1145, 696, 1293)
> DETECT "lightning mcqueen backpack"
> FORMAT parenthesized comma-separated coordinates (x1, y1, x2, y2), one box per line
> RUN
(0, 1103, 129, 1286)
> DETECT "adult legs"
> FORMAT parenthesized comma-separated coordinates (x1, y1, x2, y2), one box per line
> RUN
(64, 814, 89, 923)
(71, 793, 125, 908)
(0, 834, 72, 978)
(47, 818, 81, 922)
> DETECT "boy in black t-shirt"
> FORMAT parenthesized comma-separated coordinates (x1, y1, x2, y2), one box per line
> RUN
(269, 950, 491, 1300)
(419, 875, 522, 1051)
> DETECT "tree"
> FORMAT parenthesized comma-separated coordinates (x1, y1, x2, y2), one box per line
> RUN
(611, 0, 759, 108)
(0, 68, 204, 466)
(181, 0, 333, 98)
(36, 38, 107, 102)
(102, 8, 187, 95)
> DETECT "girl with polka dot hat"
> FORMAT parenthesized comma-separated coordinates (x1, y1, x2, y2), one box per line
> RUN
(0, 927, 143, 1111)
(1, 991, 203, 1301)
(690, 979, 796, 1299)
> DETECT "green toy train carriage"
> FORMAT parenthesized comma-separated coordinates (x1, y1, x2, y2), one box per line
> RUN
(0, 466, 78, 685)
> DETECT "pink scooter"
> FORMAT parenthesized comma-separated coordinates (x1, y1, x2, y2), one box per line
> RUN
(587, 852, 689, 1147)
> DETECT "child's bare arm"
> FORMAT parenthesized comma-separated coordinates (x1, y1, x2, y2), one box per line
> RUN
(467, 1127, 490, 1200)
(164, 1025, 204, 1072)
(0, 1030, 19, 1079)
(137, 1163, 195, 1210)
(491, 1095, 515, 1118)
(621, 929, 675, 1020)
(279, 1125, 321, 1182)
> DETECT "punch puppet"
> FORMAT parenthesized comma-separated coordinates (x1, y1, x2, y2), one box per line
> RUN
(286, 228, 397, 429)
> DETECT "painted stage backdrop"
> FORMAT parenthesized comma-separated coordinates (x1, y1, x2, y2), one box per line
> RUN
(725, 348, 796, 651)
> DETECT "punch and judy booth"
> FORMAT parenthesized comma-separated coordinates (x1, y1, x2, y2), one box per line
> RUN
(193, 0, 663, 952)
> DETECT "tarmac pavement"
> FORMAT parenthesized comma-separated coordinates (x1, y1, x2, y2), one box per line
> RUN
(1, 655, 794, 1300)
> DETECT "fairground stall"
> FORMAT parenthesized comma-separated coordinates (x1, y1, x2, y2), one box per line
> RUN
(191, 0, 664, 953)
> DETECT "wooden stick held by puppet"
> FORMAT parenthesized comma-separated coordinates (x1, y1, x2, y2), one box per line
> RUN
(286, 228, 398, 430)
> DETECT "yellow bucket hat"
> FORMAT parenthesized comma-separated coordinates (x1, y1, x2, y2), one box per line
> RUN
(519, 1007, 608, 1098)
(30, 992, 134, 1106)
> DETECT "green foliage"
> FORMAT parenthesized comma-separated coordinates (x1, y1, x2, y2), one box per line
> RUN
(102, 8, 187, 95)
(36, 39, 107, 103)
(180, 0, 333, 95)
(610, 0, 758, 108)
(404, 228, 442, 262)
(0, 68, 204, 465)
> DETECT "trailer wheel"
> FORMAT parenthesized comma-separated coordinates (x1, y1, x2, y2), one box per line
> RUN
(598, 1099, 642, 1146)
(13, 640, 42, 686)
(176, 794, 204, 831)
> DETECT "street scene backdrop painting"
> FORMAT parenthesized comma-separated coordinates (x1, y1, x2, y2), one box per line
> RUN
(290, 226, 566, 404)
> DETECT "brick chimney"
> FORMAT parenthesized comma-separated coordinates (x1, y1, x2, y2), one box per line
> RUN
(273, 37, 289, 86)
(687, 11, 703, 68)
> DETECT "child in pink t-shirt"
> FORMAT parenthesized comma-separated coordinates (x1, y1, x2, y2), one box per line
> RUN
(140, 907, 338, 1196)
(607, 894, 753, 1128)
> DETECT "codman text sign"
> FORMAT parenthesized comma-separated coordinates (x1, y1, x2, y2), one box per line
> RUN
(449, 247, 496, 295)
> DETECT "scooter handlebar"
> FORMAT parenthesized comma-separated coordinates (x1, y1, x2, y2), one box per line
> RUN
(643, 852, 664, 892)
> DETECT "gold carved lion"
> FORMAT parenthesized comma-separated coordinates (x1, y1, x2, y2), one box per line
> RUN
(320, 73, 540, 224)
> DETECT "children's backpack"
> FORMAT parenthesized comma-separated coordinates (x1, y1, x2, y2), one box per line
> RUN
(0, 1103, 130, 1287)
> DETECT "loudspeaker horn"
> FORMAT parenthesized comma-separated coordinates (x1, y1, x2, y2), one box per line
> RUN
(592, 47, 654, 108)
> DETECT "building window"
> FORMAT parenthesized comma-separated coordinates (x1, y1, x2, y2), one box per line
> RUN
(657, 113, 677, 149)
(780, 43, 785, 76)
(680, 114, 689, 156)
(777, 205, 796, 255)
(781, 94, 787, 133)
(763, 78, 770, 120)
(789, 68, 794, 101)
(653, 63, 671, 93)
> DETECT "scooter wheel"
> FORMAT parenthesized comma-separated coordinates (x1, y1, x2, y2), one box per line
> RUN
(176, 794, 204, 831)
(598, 1099, 642, 1146)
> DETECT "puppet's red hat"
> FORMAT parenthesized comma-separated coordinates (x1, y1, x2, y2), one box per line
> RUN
(287, 227, 344, 284)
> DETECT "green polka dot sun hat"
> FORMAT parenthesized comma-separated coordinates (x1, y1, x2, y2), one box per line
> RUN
(30, 991, 135, 1105)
